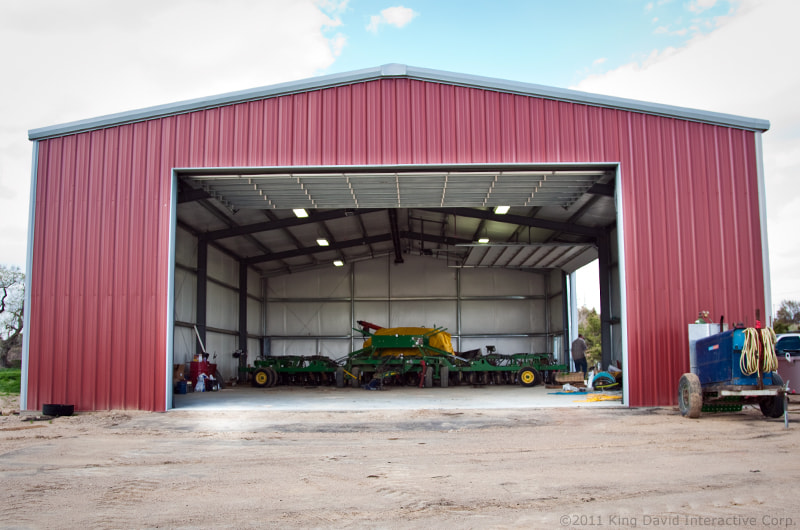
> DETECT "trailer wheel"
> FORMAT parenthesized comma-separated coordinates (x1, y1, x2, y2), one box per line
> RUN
(424, 367, 434, 388)
(760, 373, 785, 418)
(267, 367, 278, 387)
(518, 367, 542, 387)
(253, 368, 270, 388)
(678, 373, 702, 418)
(440, 365, 449, 388)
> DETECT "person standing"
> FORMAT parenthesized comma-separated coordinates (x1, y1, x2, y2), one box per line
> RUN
(571, 334, 588, 374)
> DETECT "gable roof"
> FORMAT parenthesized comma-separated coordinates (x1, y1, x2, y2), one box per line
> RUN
(29, 63, 769, 141)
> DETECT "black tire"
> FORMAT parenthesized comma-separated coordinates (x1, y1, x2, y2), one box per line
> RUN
(266, 367, 278, 387)
(678, 373, 702, 418)
(252, 368, 269, 388)
(335, 367, 344, 388)
(42, 404, 74, 417)
(518, 367, 542, 388)
(424, 367, 434, 388)
(760, 395, 785, 418)
(760, 373, 785, 418)
(440, 365, 449, 388)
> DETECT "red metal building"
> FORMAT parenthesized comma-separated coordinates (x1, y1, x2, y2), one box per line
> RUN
(25, 64, 770, 411)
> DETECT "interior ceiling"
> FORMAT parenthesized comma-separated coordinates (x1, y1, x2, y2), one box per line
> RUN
(177, 166, 617, 278)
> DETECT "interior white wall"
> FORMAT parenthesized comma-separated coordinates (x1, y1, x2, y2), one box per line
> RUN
(174, 228, 575, 371)
(266, 254, 561, 358)
(173, 226, 264, 381)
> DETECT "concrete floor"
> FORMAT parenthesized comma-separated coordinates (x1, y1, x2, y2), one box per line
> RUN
(171, 384, 624, 411)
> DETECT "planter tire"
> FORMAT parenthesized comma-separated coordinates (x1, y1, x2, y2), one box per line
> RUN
(678, 373, 702, 418)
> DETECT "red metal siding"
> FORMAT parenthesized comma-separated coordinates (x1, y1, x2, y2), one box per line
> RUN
(28, 78, 765, 410)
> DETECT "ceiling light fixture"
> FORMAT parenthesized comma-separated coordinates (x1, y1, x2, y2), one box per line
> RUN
(333, 260, 344, 267)
(478, 237, 490, 244)
(293, 208, 309, 218)
(316, 238, 330, 247)
(493, 205, 510, 215)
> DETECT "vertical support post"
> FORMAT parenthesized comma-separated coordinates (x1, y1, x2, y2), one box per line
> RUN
(196, 238, 208, 357)
(456, 268, 462, 353)
(239, 261, 248, 355)
(350, 261, 355, 353)
(544, 271, 550, 354)
(261, 277, 269, 357)
(562, 270, 570, 366)
(598, 232, 613, 369)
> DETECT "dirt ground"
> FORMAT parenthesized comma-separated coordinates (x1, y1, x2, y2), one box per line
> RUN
(1, 393, 799, 529)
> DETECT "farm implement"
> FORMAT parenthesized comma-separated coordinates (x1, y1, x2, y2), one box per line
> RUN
(247, 322, 567, 389)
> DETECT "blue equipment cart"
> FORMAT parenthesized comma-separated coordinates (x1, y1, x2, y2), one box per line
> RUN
(679, 327, 787, 420)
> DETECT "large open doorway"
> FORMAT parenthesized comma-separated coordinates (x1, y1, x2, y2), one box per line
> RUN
(168, 163, 625, 409)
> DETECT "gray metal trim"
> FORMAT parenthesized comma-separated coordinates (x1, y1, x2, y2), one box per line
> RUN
(755, 132, 772, 324)
(28, 64, 769, 140)
(20, 141, 38, 411)
(614, 164, 630, 406)
(166, 170, 178, 410)
(403, 65, 770, 132)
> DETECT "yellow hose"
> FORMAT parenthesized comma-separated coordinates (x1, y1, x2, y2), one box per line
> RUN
(741, 327, 778, 375)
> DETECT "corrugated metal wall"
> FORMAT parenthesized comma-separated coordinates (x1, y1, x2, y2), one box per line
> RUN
(28, 78, 764, 410)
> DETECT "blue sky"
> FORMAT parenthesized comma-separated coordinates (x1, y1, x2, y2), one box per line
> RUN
(1, 0, 797, 315)
(327, 0, 733, 88)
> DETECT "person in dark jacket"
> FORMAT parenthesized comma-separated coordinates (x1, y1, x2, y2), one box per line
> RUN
(571, 334, 588, 374)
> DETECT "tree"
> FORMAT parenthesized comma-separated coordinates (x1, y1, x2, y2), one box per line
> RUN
(774, 300, 800, 333)
(0, 265, 24, 368)
(578, 306, 602, 369)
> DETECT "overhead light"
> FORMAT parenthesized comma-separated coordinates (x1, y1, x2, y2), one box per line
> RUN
(333, 260, 344, 267)
(316, 238, 330, 247)
(478, 237, 490, 244)
(493, 205, 510, 215)
(293, 208, 308, 218)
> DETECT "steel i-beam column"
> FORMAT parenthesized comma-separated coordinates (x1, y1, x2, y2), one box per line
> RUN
(239, 261, 248, 355)
(196, 238, 208, 356)
(598, 232, 613, 369)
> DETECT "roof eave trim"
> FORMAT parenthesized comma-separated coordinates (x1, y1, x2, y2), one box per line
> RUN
(28, 63, 770, 140)
(402, 65, 770, 132)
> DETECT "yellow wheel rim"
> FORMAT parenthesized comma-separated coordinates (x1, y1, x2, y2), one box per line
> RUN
(521, 370, 534, 384)
(255, 371, 268, 385)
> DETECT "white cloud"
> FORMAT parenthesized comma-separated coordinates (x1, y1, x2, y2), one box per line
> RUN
(592, 57, 607, 67)
(366, 5, 419, 33)
(0, 0, 346, 270)
(573, 0, 800, 309)
(329, 32, 347, 56)
(366, 14, 383, 33)
(689, 0, 719, 13)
